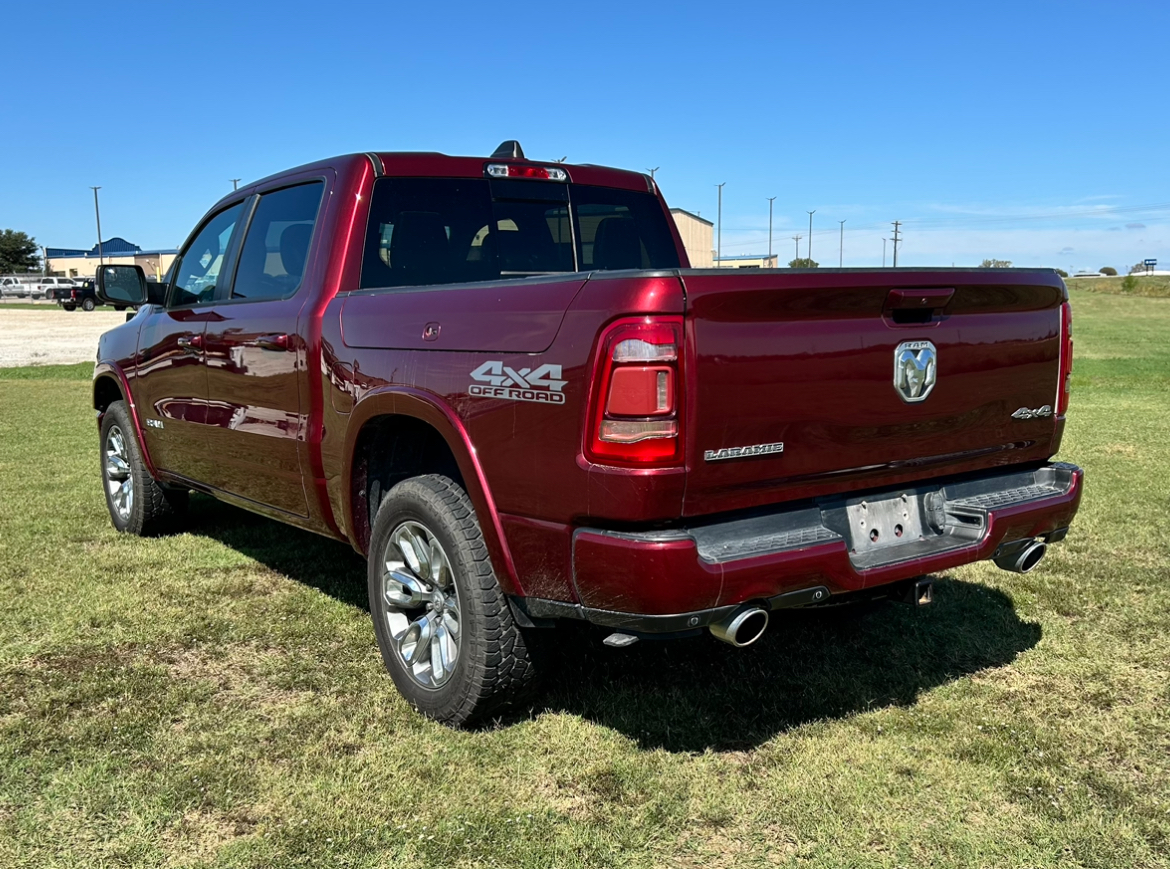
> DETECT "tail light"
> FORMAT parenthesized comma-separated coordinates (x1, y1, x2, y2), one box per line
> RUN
(586, 316, 684, 466)
(1057, 301, 1073, 415)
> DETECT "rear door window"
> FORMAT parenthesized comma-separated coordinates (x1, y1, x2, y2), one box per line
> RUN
(230, 182, 325, 301)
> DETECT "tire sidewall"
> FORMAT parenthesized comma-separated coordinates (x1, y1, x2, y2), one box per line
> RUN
(82, 298, 96, 311)
(367, 478, 492, 721)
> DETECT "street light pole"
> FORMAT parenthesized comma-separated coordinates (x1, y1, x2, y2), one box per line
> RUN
(90, 186, 104, 267)
(767, 196, 776, 263)
(882, 238, 887, 268)
(806, 210, 815, 263)
(838, 219, 846, 267)
(716, 183, 725, 267)
(230, 178, 241, 191)
(645, 167, 659, 179)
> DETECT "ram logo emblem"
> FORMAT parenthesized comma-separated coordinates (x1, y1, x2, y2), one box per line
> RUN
(893, 340, 938, 403)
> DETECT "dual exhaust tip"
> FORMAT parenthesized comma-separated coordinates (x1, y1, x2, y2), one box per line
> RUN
(704, 538, 1047, 648)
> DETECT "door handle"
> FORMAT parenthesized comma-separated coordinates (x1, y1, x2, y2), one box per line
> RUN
(177, 335, 203, 354)
(255, 333, 290, 351)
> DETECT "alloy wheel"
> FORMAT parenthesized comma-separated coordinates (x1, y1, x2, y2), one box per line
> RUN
(380, 520, 461, 689)
(104, 425, 134, 521)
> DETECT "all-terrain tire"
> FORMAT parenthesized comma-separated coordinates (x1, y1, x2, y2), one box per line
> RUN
(100, 401, 187, 535)
(367, 474, 546, 726)
(81, 297, 97, 311)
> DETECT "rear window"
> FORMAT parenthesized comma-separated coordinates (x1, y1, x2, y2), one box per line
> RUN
(359, 177, 679, 289)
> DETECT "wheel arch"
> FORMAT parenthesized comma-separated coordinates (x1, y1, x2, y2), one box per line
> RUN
(344, 387, 522, 596)
(93, 363, 157, 478)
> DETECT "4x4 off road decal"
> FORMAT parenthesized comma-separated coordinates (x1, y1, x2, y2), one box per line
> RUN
(468, 361, 567, 405)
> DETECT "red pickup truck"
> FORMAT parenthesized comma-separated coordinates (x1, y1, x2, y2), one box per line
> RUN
(93, 142, 1082, 725)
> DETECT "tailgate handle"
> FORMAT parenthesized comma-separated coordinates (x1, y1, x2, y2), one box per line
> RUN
(886, 288, 954, 310)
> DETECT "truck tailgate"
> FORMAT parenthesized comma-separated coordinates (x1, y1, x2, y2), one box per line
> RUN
(680, 269, 1066, 516)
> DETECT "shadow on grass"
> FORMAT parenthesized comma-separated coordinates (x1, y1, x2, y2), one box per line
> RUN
(538, 580, 1041, 751)
(185, 495, 1041, 753)
(185, 494, 369, 612)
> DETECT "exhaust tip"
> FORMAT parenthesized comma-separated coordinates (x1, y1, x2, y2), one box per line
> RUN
(710, 606, 769, 647)
(994, 539, 1047, 574)
(1018, 541, 1046, 573)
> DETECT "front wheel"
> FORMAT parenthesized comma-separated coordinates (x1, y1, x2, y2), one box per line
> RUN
(367, 475, 546, 726)
(100, 401, 187, 535)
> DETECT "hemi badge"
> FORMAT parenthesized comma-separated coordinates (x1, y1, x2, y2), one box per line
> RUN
(704, 442, 784, 462)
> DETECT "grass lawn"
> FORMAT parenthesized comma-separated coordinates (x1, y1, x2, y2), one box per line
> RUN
(1, 289, 1168, 868)
(1069, 273, 1170, 299)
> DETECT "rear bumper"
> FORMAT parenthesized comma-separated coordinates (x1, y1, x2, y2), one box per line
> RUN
(516, 462, 1083, 634)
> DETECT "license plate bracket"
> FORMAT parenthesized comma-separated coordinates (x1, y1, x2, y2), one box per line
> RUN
(845, 492, 926, 554)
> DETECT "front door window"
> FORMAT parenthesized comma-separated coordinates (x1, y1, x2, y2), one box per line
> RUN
(170, 204, 243, 307)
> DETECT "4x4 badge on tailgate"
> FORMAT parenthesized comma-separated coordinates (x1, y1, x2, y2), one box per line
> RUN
(893, 340, 938, 403)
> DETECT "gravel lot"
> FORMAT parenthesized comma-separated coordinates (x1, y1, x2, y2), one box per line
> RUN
(0, 306, 128, 367)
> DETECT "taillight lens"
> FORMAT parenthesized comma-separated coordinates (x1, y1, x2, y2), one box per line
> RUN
(1057, 301, 1073, 415)
(586, 317, 684, 465)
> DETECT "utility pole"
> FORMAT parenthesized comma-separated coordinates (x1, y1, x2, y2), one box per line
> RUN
(716, 183, 725, 267)
(838, 219, 846, 268)
(230, 178, 241, 191)
(41, 246, 48, 276)
(891, 221, 902, 267)
(807, 210, 816, 263)
(767, 197, 776, 263)
(90, 186, 104, 266)
(792, 234, 803, 263)
(645, 167, 659, 178)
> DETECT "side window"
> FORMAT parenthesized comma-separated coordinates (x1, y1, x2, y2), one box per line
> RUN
(231, 182, 325, 301)
(170, 203, 244, 307)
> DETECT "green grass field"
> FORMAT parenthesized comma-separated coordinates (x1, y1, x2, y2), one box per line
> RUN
(1, 289, 1168, 868)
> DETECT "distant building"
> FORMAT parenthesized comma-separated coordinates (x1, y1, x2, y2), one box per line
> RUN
(713, 254, 780, 269)
(669, 208, 714, 268)
(45, 238, 178, 280)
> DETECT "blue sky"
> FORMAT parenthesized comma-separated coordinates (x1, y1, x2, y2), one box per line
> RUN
(3, 0, 1167, 272)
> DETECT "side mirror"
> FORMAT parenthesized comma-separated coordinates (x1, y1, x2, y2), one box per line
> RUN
(96, 265, 147, 306)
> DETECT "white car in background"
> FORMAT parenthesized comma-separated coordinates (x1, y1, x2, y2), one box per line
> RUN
(0, 276, 35, 298)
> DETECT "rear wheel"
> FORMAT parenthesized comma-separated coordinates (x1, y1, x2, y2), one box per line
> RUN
(100, 401, 186, 535)
(81, 297, 96, 312)
(367, 474, 546, 726)
(62, 304, 76, 312)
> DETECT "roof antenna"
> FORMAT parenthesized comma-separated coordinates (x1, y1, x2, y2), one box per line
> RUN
(490, 140, 525, 159)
